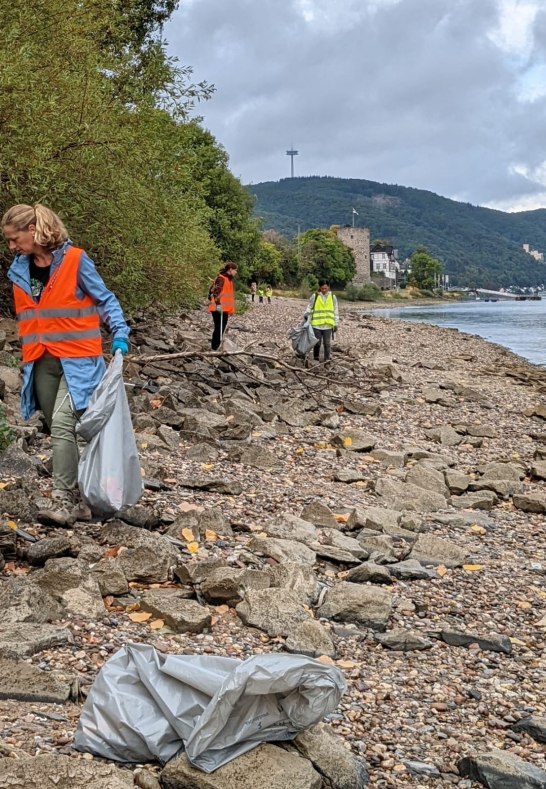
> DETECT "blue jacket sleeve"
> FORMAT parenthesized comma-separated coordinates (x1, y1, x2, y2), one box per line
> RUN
(76, 251, 130, 340)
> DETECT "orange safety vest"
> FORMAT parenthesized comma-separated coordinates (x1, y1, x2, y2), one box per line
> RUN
(13, 246, 102, 362)
(208, 274, 236, 314)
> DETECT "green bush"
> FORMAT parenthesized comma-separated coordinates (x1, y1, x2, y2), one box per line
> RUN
(359, 284, 384, 301)
(341, 283, 361, 301)
(0, 404, 13, 451)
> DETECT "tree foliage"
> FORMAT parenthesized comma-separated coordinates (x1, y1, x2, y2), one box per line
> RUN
(0, 0, 258, 313)
(298, 229, 355, 286)
(409, 249, 442, 290)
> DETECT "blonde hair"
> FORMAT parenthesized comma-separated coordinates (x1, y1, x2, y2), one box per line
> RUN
(1, 203, 68, 249)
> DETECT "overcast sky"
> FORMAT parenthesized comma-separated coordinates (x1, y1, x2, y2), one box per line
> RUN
(165, 0, 546, 212)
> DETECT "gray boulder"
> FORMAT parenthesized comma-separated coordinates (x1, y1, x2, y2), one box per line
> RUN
(374, 478, 447, 512)
(0, 657, 71, 703)
(458, 748, 546, 788)
(250, 537, 316, 566)
(405, 464, 449, 498)
(140, 590, 211, 633)
(318, 582, 392, 631)
(200, 567, 271, 604)
(410, 534, 468, 568)
(0, 622, 71, 658)
(375, 629, 433, 651)
(102, 521, 180, 582)
(300, 501, 339, 528)
(267, 563, 320, 605)
(294, 722, 368, 788)
(285, 620, 336, 658)
(262, 513, 319, 546)
(236, 589, 310, 637)
(161, 745, 322, 789)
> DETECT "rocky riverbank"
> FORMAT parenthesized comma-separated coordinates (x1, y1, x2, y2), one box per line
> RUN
(0, 296, 545, 789)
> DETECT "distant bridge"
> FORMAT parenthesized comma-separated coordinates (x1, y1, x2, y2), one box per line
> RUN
(475, 289, 518, 300)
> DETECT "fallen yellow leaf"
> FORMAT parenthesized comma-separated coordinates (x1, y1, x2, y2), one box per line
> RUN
(314, 441, 329, 449)
(205, 529, 217, 541)
(317, 655, 335, 665)
(334, 513, 349, 523)
(139, 442, 148, 450)
(149, 619, 165, 630)
(469, 524, 487, 535)
(0, 482, 7, 490)
(436, 565, 448, 577)
(187, 541, 199, 554)
(295, 447, 305, 455)
(201, 463, 215, 471)
(343, 437, 353, 447)
(463, 564, 483, 572)
(6, 520, 17, 530)
(128, 612, 152, 622)
(181, 527, 195, 542)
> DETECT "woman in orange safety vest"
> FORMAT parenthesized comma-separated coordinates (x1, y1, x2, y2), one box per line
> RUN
(3, 203, 129, 521)
(208, 262, 238, 350)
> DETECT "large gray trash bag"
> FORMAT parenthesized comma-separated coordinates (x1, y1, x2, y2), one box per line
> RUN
(74, 642, 346, 773)
(288, 320, 319, 357)
(76, 351, 143, 516)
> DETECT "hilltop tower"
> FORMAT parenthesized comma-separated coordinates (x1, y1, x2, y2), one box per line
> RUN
(337, 226, 371, 284)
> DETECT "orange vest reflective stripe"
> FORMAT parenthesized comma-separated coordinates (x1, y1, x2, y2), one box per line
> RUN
(208, 274, 236, 314)
(13, 246, 102, 362)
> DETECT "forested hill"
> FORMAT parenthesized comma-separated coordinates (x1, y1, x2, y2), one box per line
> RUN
(248, 176, 546, 288)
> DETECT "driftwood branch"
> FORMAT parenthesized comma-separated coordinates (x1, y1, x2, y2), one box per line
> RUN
(125, 346, 374, 393)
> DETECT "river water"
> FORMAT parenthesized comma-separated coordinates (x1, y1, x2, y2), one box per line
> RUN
(371, 299, 546, 367)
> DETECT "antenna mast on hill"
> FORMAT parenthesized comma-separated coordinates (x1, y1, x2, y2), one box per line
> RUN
(286, 147, 298, 178)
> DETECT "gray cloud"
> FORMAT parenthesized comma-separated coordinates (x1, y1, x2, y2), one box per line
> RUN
(166, 0, 546, 209)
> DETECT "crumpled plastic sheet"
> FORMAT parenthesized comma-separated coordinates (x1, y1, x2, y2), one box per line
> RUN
(74, 643, 346, 773)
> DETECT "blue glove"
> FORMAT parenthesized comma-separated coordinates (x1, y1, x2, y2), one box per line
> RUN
(111, 338, 129, 355)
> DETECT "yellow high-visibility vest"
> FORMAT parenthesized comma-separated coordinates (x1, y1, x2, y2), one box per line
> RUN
(310, 293, 335, 328)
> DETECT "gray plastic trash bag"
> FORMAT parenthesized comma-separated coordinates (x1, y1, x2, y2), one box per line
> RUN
(74, 643, 346, 773)
(76, 351, 143, 516)
(288, 320, 319, 357)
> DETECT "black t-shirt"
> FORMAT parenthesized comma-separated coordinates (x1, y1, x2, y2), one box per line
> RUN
(29, 258, 51, 301)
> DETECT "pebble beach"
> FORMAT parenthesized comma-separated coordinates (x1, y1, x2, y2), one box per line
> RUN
(0, 296, 545, 788)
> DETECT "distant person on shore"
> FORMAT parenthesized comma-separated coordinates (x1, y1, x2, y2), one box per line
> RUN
(265, 285, 273, 304)
(258, 287, 265, 304)
(209, 262, 237, 350)
(249, 280, 257, 302)
(304, 279, 339, 364)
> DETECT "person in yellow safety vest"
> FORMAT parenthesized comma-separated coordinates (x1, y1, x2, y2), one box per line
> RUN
(304, 279, 339, 364)
(258, 287, 265, 304)
(265, 285, 273, 304)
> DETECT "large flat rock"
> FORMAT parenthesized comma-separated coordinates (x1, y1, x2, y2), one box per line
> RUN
(0, 754, 134, 788)
(0, 657, 71, 703)
(161, 744, 322, 789)
(458, 748, 546, 788)
(0, 623, 71, 657)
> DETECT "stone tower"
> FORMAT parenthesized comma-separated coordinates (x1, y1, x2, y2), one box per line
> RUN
(337, 226, 371, 285)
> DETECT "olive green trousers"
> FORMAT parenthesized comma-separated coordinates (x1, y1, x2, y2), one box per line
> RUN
(33, 353, 80, 491)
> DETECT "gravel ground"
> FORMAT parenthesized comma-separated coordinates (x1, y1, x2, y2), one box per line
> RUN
(0, 296, 545, 788)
